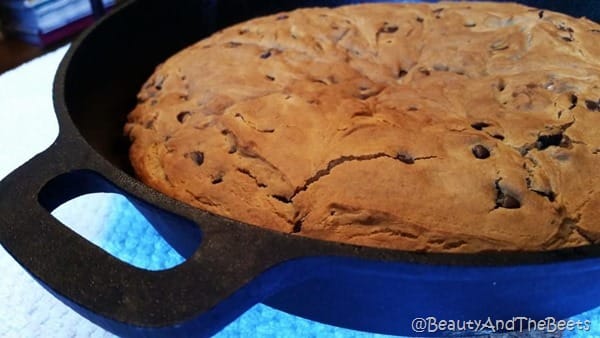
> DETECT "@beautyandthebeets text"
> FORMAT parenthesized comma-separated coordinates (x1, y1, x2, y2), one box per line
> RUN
(411, 316, 591, 334)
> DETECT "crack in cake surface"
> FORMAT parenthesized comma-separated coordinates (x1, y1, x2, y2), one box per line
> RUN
(289, 152, 438, 200)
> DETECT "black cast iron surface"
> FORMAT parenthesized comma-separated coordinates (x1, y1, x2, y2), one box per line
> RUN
(0, 0, 599, 337)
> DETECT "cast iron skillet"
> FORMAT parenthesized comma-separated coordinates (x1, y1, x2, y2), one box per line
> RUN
(1, 0, 600, 337)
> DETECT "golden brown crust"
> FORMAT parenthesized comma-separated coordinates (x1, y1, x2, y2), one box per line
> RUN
(125, 2, 600, 252)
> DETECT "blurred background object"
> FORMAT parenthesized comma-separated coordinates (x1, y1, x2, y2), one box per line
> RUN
(0, 0, 120, 74)
(0, 0, 115, 46)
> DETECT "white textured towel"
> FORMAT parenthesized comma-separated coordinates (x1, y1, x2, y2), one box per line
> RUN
(0, 46, 115, 338)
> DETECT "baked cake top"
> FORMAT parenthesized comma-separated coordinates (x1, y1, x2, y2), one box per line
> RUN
(125, 2, 600, 252)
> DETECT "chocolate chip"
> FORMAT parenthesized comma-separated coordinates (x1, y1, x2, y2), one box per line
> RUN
(154, 75, 165, 90)
(381, 25, 398, 33)
(559, 134, 572, 148)
(356, 86, 384, 100)
(351, 111, 373, 118)
(585, 99, 599, 111)
(416, 17, 424, 23)
(495, 180, 521, 209)
(265, 75, 275, 81)
(557, 23, 574, 33)
(396, 153, 415, 164)
(260, 50, 272, 59)
(492, 134, 505, 141)
(211, 176, 223, 184)
(555, 23, 575, 41)
(276, 14, 289, 20)
(470, 122, 491, 130)
(500, 195, 521, 209)
(491, 40, 509, 51)
(497, 79, 506, 92)
(398, 69, 408, 78)
(472, 144, 490, 159)
(272, 195, 291, 204)
(292, 219, 303, 233)
(145, 119, 155, 129)
(538, 10, 544, 19)
(569, 94, 578, 109)
(518, 144, 534, 156)
(533, 189, 556, 202)
(185, 151, 204, 166)
(536, 133, 563, 150)
(418, 67, 431, 76)
(177, 111, 191, 123)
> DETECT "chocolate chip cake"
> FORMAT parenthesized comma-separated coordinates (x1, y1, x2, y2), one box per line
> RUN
(125, 2, 600, 252)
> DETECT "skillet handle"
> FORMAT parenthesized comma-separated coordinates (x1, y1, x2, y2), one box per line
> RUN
(0, 141, 312, 337)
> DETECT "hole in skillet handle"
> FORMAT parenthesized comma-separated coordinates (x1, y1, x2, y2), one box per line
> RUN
(38, 170, 202, 265)
(51, 193, 188, 271)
